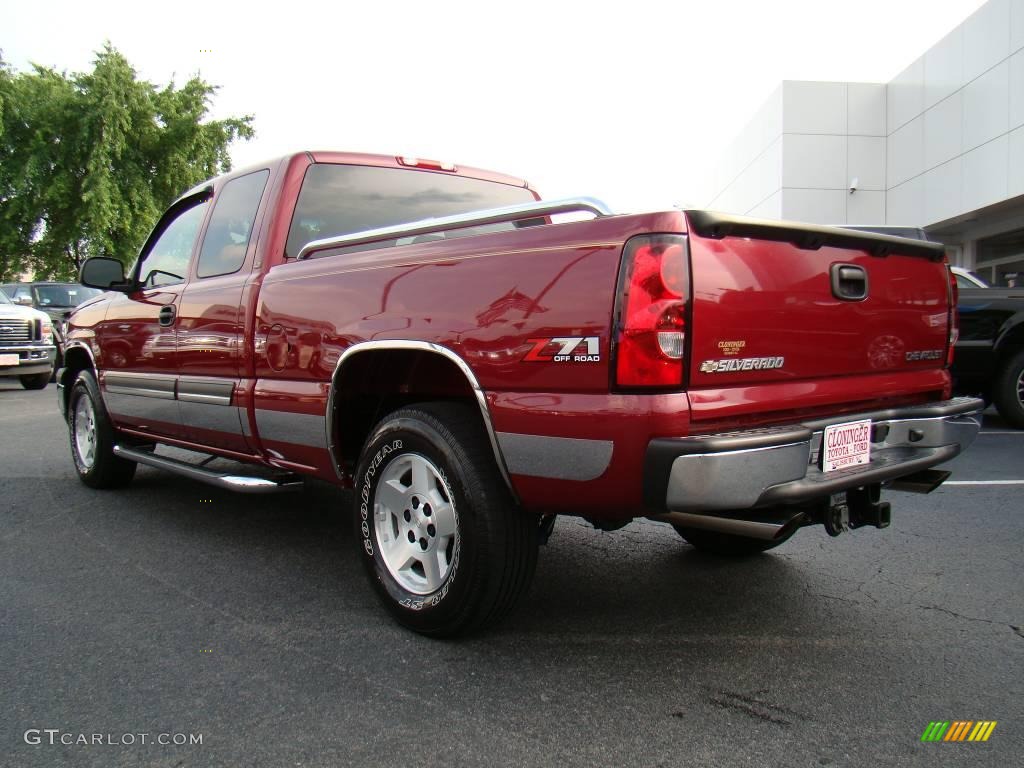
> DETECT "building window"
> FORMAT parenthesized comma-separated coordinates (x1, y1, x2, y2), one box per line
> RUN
(976, 228, 1024, 288)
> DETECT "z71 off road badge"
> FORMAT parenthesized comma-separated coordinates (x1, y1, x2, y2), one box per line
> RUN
(523, 336, 601, 362)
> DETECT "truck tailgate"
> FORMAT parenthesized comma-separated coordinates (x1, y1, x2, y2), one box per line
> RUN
(685, 214, 951, 399)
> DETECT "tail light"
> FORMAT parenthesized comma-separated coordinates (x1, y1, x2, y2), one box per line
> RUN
(946, 264, 958, 367)
(614, 235, 690, 388)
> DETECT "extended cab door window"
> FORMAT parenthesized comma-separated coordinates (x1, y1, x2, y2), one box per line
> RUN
(196, 170, 270, 278)
(136, 199, 209, 287)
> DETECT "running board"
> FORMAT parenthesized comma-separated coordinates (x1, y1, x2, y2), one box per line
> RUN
(113, 445, 304, 494)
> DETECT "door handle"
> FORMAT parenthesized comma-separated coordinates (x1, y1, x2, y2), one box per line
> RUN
(831, 264, 869, 301)
(159, 305, 176, 327)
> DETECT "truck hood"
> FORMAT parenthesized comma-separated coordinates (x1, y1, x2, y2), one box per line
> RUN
(0, 304, 49, 324)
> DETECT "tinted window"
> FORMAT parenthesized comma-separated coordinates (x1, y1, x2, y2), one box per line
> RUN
(286, 165, 536, 258)
(32, 284, 103, 307)
(197, 170, 270, 278)
(138, 202, 208, 287)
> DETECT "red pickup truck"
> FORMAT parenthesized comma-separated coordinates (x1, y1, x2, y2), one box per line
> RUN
(60, 151, 983, 635)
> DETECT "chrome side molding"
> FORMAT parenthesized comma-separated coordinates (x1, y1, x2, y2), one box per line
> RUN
(295, 196, 614, 260)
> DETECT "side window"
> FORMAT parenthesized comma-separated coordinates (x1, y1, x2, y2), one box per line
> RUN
(138, 202, 208, 287)
(197, 170, 270, 279)
(955, 274, 974, 289)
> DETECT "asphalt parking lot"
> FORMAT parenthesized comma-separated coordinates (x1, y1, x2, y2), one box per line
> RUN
(1, 381, 1021, 767)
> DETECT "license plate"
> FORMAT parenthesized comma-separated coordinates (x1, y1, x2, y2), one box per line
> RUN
(0, 353, 18, 366)
(822, 419, 872, 472)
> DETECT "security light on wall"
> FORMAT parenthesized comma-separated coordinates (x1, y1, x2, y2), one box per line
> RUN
(849, 177, 858, 194)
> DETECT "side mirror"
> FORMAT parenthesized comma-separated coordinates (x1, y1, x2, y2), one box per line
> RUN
(15, 295, 33, 306)
(80, 257, 133, 292)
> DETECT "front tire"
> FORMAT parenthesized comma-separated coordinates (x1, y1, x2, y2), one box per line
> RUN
(354, 402, 538, 636)
(992, 349, 1024, 429)
(673, 525, 795, 556)
(20, 372, 50, 390)
(68, 370, 136, 488)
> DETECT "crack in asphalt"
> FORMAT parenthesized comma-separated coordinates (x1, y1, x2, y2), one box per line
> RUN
(706, 689, 807, 727)
(917, 603, 1023, 639)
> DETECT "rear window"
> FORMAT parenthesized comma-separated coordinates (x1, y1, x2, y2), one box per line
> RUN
(285, 164, 536, 258)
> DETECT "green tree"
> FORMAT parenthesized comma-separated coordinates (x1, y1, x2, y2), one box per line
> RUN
(0, 44, 253, 281)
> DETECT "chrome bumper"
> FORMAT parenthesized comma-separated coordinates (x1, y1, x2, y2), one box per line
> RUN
(644, 397, 984, 513)
(0, 345, 56, 375)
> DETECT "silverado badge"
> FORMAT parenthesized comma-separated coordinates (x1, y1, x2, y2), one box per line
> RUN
(699, 356, 785, 373)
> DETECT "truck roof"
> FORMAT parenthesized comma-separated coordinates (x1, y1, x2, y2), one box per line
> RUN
(174, 151, 534, 208)
(308, 151, 531, 189)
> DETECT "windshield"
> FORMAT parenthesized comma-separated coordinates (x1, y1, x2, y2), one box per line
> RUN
(0, 290, 11, 305)
(31, 284, 104, 307)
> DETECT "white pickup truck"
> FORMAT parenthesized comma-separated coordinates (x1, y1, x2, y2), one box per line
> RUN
(0, 289, 55, 389)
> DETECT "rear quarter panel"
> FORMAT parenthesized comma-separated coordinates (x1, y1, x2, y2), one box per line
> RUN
(253, 211, 686, 392)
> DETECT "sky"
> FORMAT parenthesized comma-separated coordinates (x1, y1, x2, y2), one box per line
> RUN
(1, 0, 989, 213)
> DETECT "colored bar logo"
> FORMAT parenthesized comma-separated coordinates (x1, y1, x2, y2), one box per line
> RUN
(921, 721, 997, 742)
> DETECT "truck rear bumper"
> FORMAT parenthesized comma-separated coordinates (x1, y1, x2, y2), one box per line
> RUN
(644, 396, 984, 514)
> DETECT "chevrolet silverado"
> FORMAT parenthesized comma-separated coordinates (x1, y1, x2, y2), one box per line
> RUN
(58, 152, 984, 635)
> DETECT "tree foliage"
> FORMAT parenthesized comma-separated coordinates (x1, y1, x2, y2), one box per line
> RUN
(0, 44, 253, 281)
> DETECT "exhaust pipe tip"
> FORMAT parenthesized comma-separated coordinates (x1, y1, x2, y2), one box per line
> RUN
(888, 469, 951, 494)
(649, 508, 808, 541)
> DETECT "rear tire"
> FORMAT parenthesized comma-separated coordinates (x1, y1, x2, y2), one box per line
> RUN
(673, 525, 795, 556)
(20, 372, 50, 390)
(354, 402, 538, 636)
(68, 370, 136, 488)
(992, 349, 1024, 429)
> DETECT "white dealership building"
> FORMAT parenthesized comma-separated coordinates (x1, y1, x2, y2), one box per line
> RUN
(707, 0, 1023, 285)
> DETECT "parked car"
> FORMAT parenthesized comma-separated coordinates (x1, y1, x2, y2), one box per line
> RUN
(0, 282, 105, 378)
(950, 266, 990, 289)
(0, 289, 56, 389)
(59, 152, 983, 635)
(954, 286, 1024, 427)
